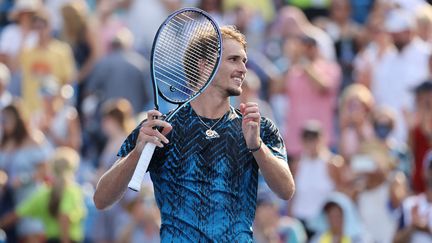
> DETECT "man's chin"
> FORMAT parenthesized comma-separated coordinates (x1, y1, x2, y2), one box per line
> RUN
(227, 88, 242, 97)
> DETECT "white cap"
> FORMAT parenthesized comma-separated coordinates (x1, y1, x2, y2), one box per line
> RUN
(9, 0, 41, 21)
(385, 9, 415, 33)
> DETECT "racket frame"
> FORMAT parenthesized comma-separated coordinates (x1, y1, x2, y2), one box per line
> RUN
(128, 7, 222, 191)
(150, 7, 222, 121)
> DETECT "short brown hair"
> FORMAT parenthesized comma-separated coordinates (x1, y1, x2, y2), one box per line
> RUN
(220, 25, 247, 50)
(183, 27, 220, 89)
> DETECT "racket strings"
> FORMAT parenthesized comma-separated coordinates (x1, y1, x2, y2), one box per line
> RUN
(156, 24, 218, 84)
(170, 17, 220, 51)
(153, 44, 212, 91)
(153, 56, 203, 91)
(154, 34, 214, 92)
(154, 12, 220, 101)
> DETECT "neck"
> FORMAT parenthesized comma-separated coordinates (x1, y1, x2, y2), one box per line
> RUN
(190, 88, 231, 118)
(38, 36, 51, 47)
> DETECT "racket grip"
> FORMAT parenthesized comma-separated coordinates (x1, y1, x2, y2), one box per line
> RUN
(128, 142, 157, 191)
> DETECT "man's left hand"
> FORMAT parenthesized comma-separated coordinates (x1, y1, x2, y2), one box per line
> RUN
(240, 102, 261, 149)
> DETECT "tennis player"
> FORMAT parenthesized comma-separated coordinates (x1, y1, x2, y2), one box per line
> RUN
(94, 25, 295, 242)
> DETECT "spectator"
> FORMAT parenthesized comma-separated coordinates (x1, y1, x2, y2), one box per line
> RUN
(289, 121, 345, 238)
(32, 80, 81, 151)
(310, 192, 372, 243)
(408, 80, 432, 193)
(20, 8, 75, 114)
(0, 100, 52, 243)
(85, 27, 152, 115)
(92, 98, 136, 243)
(373, 106, 412, 175)
(267, 6, 335, 62)
(117, 189, 161, 243)
(60, 0, 100, 119)
(94, 0, 125, 56)
(353, 15, 393, 89)
(314, 0, 362, 92)
(394, 152, 432, 243)
(0, 147, 87, 243)
(282, 34, 341, 157)
(43, 0, 72, 35)
(352, 134, 408, 242)
(254, 193, 307, 243)
(338, 84, 375, 160)
(371, 8, 431, 145)
(97, 98, 135, 174)
(0, 0, 41, 96)
(82, 27, 151, 162)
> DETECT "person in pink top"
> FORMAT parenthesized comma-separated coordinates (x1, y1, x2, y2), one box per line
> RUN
(284, 34, 341, 158)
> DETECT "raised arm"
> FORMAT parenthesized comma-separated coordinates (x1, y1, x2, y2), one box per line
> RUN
(240, 102, 295, 200)
(93, 110, 172, 209)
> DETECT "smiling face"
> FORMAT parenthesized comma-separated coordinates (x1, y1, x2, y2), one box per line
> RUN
(211, 38, 247, 97)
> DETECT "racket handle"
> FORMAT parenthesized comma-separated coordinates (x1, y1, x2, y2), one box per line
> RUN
(128, 142, 157, 191)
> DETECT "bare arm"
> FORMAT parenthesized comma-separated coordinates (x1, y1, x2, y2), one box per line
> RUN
(303, 64, 332, 93)
(253, 143, 295, 200)
(240, 102, 295, 200)
(93, 149, 140, 209)
(93, 110, 172, 209)
(59, 214, 72, 243)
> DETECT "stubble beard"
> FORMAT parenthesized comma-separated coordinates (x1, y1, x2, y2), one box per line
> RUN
(226, 87, 242, 97)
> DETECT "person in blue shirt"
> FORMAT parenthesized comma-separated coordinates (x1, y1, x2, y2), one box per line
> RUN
(93, 25, 295, 242)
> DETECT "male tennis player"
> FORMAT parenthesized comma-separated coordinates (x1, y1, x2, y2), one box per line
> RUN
(94, 25, 295, 242)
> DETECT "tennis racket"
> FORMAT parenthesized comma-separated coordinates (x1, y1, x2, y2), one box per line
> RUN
(128, 8, 222, 191)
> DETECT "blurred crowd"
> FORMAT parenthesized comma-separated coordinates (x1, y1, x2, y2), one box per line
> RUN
(1, 0, 432, 242)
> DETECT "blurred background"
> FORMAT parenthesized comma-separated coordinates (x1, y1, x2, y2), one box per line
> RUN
(1, 0, 432, 242)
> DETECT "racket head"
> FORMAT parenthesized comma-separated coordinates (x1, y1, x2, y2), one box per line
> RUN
(150, 8, 222, 106)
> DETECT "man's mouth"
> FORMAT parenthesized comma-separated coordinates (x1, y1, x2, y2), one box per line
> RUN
(232, 76, 243, 86)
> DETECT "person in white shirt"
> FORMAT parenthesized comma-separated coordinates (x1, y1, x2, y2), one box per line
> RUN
(0, 0, 40, 95)
(394, 153, 432, 243)
(289, 120, 343, 238)
(371, 8, 431, 146)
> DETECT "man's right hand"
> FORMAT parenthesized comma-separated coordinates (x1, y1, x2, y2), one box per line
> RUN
(135, 110, 172, 152)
